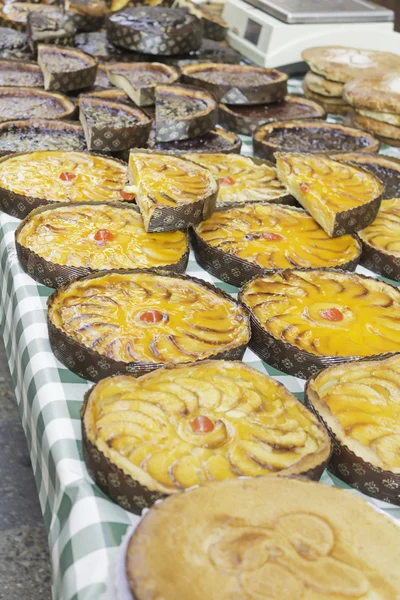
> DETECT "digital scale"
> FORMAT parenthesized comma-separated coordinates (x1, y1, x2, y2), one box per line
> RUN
(222, 0, 400, 72)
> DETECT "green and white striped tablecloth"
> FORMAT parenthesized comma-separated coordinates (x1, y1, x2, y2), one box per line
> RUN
(1, 79, 400, 600)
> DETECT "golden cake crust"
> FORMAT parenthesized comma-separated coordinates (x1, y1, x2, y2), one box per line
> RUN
(343, 72, 400, 114)
(304, 71, 344, 97)
(126, 476, 400, 600)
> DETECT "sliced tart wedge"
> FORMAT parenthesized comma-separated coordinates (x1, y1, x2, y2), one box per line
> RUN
(107, 62, 179, 107)
(0, 87, 75, 121)
(16, 202, 189, 287)
(181, 63, 288, 105)
(183, 153, 292, 207)
(79, 95, 152, 151)
(0, 2, 55, 32)
(306, 353, 400, 504)
(155, 84, 217, 142)
(64, 0, 107, 33)
(173, 0, 228, 41)
(0, 150, 129, 218)
(38, 44, 97, 92)
(239, 269, 400, 378)
(193, 204, 361, 286)
(125, 477, 400, 597)
(129, 151, 218, 231)
(27, 9, 76, 52)
(47, 271, 250, 381)
(276, 153, 383, 236)
(147, 126, 241, 154)
(82, 361, 331, 512)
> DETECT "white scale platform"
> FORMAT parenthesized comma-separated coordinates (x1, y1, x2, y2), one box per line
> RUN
(222, 0, 400, 71)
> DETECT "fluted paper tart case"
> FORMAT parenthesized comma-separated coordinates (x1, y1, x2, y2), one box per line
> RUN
(37, 44, 98, 93)
(15, 202, 189, 289)
(239, 268, 400, 380)
(80, 361, 331, 514)
(47, 270, 250, 382)
(0, 151, 128, 219)
(191, 205, 362, 288)
(305, 354, 400, 505)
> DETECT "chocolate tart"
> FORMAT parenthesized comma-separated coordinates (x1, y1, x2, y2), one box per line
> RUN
(334, 153, 400, 200)
(27, 9, 77, 52)
(173, 0, 228, 41)
(164, 38, 241, 68)
(38, 44, 98, 93)
(0, 60, 43, 87)
(91, 63, 113, 89)
(16, 202, 189, 287)
(302, 83, 352, 117)
(358, 199, 400, 281)
(0, 87, 75, 121)
(193, 204, 361, 287)
(47, 270, 250, 381)
(0, 27, 31, 61)
(302, 46, 400, 84)
(276, 153, 383, 237)
(0, 2, 55, 32)
(155, 84, 217, 142)
(147, 126, 241, 154)
(183, 153, 293, 207)
(0, 150, 128, 218)
(239, 268, 400, 379)
(0, 120, 86, 162)
(181, 63, 288, 105)
(79, 95, 151, 151)
(219, 95, 326, 135)
(253, 120, 380, 161)
(82, 361, 331, 512)
(352, 112, 400, 143)
(106, 7, 202, 56)
(74, 30, 136, 62)
(303, 70, 344, 97)
(126, 476, 400, 597)
(107, 62, 179, 107)
(305, 353, 400, 504)
(129, 152, 218, 232)
(65, 0, 108, 32)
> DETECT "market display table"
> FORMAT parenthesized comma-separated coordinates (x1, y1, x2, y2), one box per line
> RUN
(1, 79, 400, 600)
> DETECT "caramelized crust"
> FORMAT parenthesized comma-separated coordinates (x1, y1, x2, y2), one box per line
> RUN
(84, 361, 330, 493)
(48, 272, 249, 364)
(307, 354, 400, 472)
(240, 270, 400, 358)
(127, 477, 400, 600)
(0, 151, 128, 203)
(358, 199, 400, 257)
(16, 204, 188, 270)
(195, 204, 361, 269)
(276, 153, 383, 236)
(183, 153, 288, 206)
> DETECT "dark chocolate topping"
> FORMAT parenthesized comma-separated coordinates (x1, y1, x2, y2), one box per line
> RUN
(148, 129, 239, 152)
(267, 126, 374, 152)
(0, 123, 85, 154)
(227, 99, 320, 119)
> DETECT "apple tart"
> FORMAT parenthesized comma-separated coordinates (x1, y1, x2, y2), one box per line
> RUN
(183, 154, 292, 207)
(276, 153, 383, 236)
(306, 353, 400, 504)
(16, 203, 189, 288)
(193, 204, 361, 287)
(82, 360, 331, 512)
(126, 477, 400, 600)
(0, 150, 129, 219)
(358, 199, 400, 281)
(128, 152, 218, 232)
(48, 271, 250, 381)
(240, 269, 400, 378)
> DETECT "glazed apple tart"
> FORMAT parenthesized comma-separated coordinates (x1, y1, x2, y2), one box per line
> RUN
(16, 203, 189, 287)
(128, 152, 218, 232)
(126, 477, 400, 600)
(193, 204, 361, 286)
(0, 150, 129, 218)
(358, 199, 400, 281)
(276, 153, 383, 237)
(82, 360, 331, 512)
(306, 354, 400, 503)
(48, 271, 250, 381)
(240, 269, 400, 378)
(183, 153, 291, 207)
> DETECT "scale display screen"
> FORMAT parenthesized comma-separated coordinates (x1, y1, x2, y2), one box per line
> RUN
(244, 18, 262, 45)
